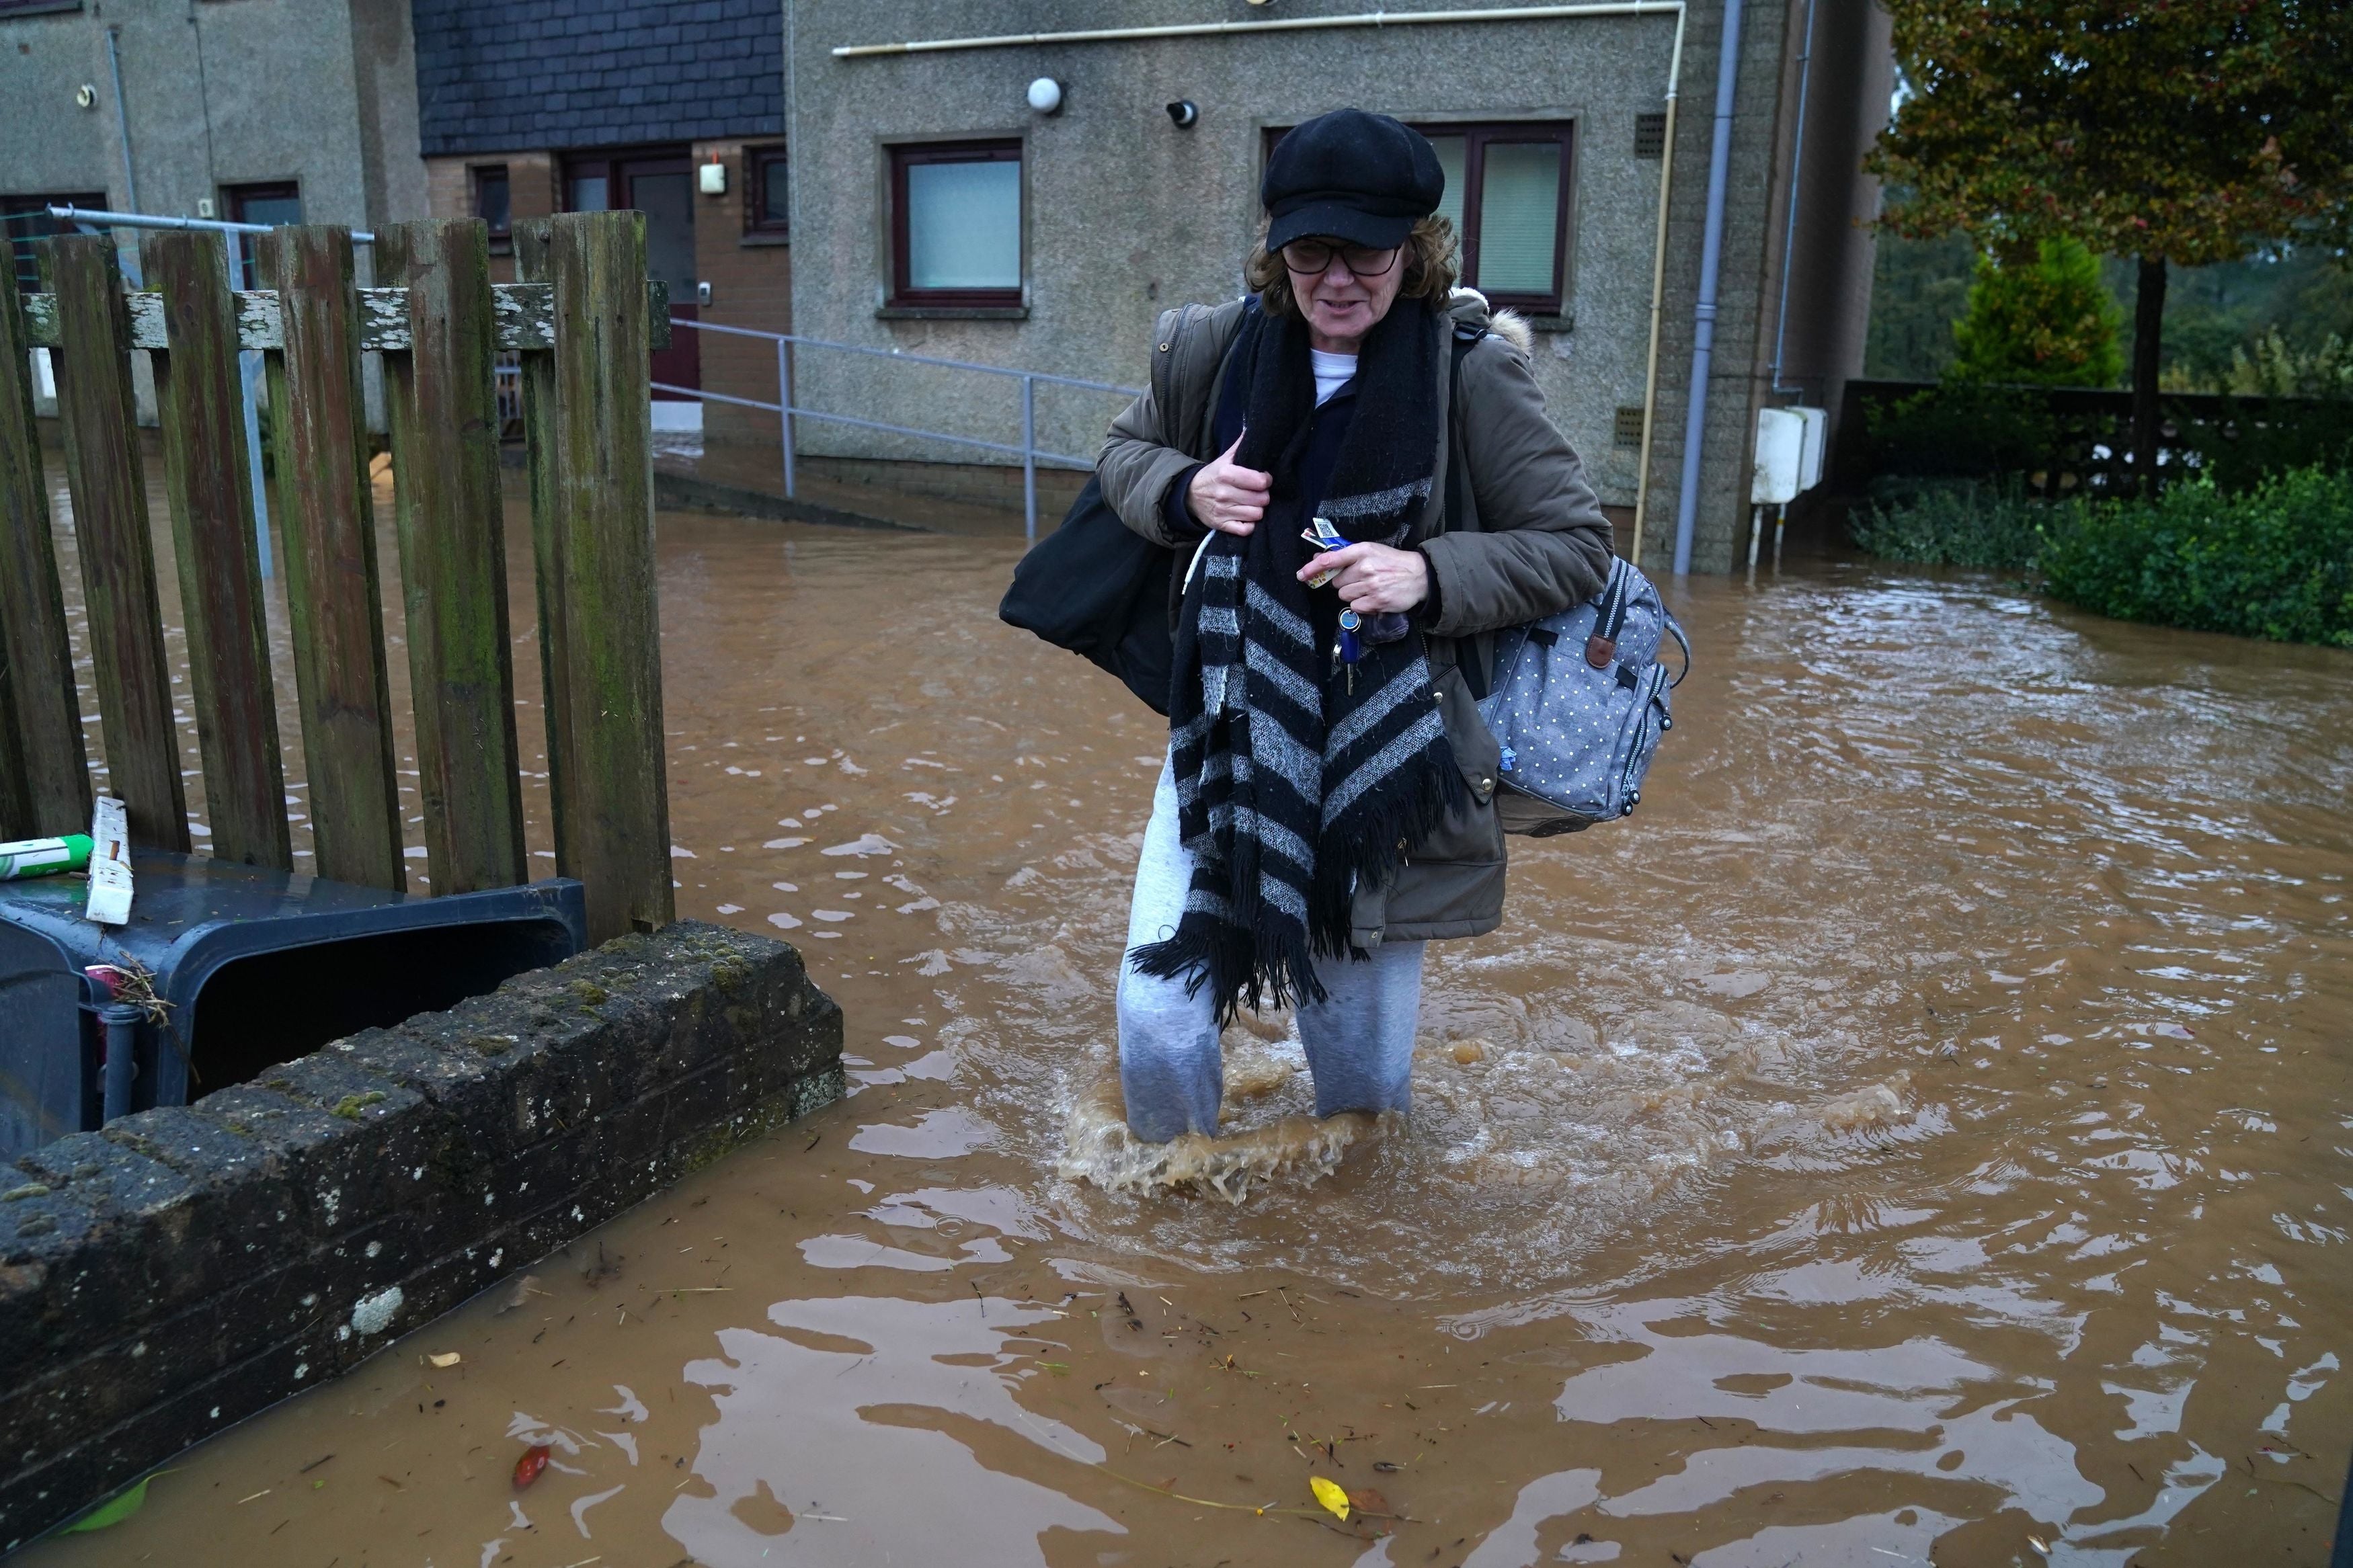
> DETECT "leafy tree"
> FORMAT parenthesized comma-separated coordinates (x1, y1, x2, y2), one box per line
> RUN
(1867, 0, 2353, 492)
(1949, 237, 2124, 386)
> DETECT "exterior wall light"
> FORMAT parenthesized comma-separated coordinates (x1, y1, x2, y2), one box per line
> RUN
(1166, 100, 1199, 128)
(1027, 77, 1064, 114)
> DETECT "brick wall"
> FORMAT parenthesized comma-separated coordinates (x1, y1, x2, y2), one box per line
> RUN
(688, 138, 792, 450)
(0, 923, 842, 1549)
(424, 151, 557, 284)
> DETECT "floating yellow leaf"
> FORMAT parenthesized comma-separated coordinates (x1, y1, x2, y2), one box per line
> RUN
(427, 1352, 462, 1368)
(1310, 1475, 1350, 1522)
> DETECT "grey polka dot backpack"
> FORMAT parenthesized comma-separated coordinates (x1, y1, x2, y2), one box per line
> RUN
(1475, 557, 1691, 836)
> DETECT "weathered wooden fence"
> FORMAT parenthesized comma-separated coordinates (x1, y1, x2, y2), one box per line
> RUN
(0, 213, 672, 944)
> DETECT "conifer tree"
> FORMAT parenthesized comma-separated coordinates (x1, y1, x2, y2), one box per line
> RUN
(1950, 237, 2124, 387)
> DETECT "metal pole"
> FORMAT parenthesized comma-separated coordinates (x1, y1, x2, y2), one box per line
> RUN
(1669, 0, 1745, 575)
(1021, 374, 1037, 543)
(229, 231, 272, 578)
(46, 204, 374, 244)
(776, 337, 795, 499)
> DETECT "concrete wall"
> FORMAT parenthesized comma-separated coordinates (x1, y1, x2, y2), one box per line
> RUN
(1622, 0, 1793, 574)
(0, 0, 423, 243)
(1749, 0, 1892, 452)
(0, 0, 429, 429)
(0, 922, 843, 1550)
(781, 0, 1867, 571)
(786, 0, 1687, 528)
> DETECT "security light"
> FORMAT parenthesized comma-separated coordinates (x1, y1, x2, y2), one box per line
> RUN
(1027, 77, 1064, 114)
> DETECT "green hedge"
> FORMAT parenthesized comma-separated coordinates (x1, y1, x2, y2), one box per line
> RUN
(2037, 467, 2353, 647)
(1849, 477, 2047, 571)
(1851, 466, 2353, 648)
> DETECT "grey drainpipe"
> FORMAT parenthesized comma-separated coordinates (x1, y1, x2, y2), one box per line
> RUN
(106, 27, 138, 214)
(1670, 0, 1747, 575)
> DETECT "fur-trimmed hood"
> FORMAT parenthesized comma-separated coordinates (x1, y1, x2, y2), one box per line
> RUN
(1445, 286, 1533, 355)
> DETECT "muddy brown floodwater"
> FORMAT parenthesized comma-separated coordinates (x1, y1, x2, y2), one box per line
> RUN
(18, 469, 2353, 1568)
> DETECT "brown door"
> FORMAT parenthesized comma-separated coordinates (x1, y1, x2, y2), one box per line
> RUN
(565, 151, 700, 399)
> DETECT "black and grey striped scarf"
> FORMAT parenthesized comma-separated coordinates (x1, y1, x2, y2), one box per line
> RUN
(1133, 300, 1462, 1020)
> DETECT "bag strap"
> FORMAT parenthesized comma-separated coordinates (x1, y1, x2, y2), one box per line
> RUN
(1663, 614, 1693, 688)
(1584, 559, 1632, 669)
(1444, 323, 1491, 698)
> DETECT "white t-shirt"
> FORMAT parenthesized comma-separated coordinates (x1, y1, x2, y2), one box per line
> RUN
(1310, 349, 1358, 407)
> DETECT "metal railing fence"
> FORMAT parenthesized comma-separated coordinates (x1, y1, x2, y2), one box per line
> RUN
(659, 316, 1140, 540)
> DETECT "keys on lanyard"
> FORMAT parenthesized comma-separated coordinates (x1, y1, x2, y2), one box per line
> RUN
(1334, 610, 1365, 695)
(1303, 514, 1366, 696)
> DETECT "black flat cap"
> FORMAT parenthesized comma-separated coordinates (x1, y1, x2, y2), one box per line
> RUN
(1263, 108, 1445, 252)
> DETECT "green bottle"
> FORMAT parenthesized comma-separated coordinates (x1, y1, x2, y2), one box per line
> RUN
(0, 834, 93, 880)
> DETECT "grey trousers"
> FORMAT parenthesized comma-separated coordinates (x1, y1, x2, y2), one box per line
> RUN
(1115, 757, 1425, 1143)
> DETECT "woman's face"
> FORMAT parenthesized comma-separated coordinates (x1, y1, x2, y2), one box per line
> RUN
(1286, 239, 1406, 352)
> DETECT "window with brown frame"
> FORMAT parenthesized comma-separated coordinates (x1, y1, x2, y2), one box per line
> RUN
(225, 181, 302, 288)
(747, 146, 789, 237)
(473, 164, 511, 253)
(887, 139, 1021, 308)
(1263, 120, 1576, 316)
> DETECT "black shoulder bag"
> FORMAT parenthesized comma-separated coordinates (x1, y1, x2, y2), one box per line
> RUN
(996, 472, 1177, 715)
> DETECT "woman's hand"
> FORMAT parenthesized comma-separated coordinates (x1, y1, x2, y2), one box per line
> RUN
(1187, 435, 1272, 536)
(1297, 541, 1429, 613)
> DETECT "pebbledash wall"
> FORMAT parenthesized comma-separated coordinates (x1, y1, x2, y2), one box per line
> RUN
(410, 0, 791, 449)
(0, 923, 843, 1550)
(0, 0, 427, 426)
(785, 0, 1892, 573)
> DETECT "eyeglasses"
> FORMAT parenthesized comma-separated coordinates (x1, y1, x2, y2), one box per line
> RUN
(1279, 238, 1401, 278)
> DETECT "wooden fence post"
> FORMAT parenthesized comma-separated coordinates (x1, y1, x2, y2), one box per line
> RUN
(258, 224, 404, 891)
(141, 229, 291, 871)
(42, 235, 189, 853)
(378, 218, 526, 895)
(0, 251, 91, 839)
(512, 220, 575, 879)
(528, 211, 672, 942)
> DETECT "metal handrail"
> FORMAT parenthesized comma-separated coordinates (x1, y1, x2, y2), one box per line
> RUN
(46, 203, 376, 244)
(662, 315, 1140, 539)
(678, 317, 1135, 396)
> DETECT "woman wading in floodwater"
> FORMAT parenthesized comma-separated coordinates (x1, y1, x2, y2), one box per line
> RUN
(1096, 109, 1612, 1142)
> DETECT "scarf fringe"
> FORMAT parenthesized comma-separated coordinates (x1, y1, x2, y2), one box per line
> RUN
(1134, 737, 1466, 1028)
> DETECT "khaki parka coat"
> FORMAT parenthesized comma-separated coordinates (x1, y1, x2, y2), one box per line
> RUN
(1096, 289, 1613, 946)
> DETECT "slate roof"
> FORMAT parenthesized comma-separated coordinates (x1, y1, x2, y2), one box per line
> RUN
(412, 0, 784, 156)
